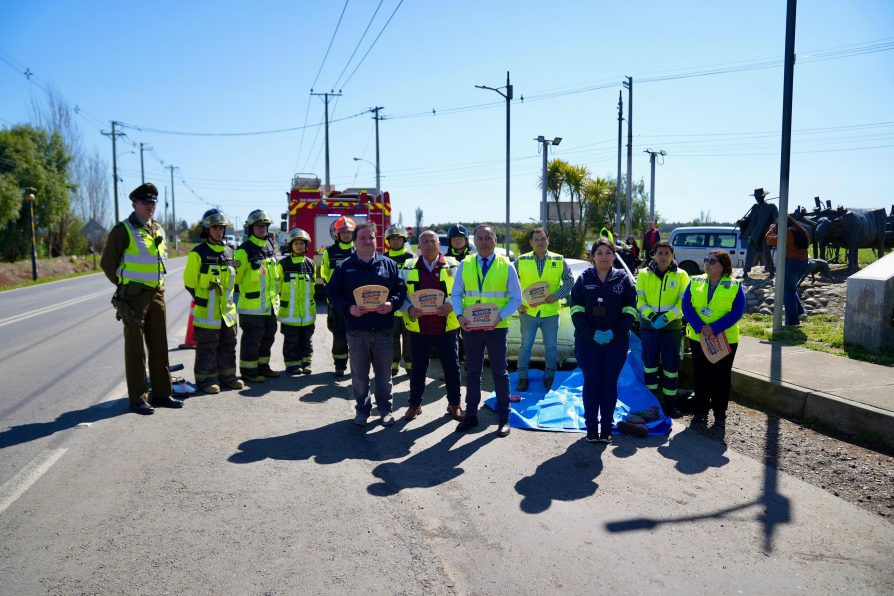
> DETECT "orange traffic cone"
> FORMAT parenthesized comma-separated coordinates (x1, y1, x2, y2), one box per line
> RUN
(179, 300, 197, 349)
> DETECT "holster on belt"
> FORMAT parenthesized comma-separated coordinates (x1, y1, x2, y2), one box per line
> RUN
(111, 285, 144, 328)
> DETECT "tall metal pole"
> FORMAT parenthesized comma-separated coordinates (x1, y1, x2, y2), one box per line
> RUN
(539, 137, 549, 230)
(616, 91, 624, 233)
(504, 71, 512, 256)
(627, 78, 634, 236)
(311, 91, 342, 194)
(168, 165, 179, 251)
(140, 142, 145, 183)
(111, 121, 120, 223)
(647, 150, 657, 223)
(772, 0, 798, 333)
(371, 106, 383, 198)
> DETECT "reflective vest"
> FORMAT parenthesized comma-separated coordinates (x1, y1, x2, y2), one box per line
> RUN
(320, 241, 354, 282)
(517, 251, 564, 317)
(461, 254, 511, 329)
(685, 275, 741, 343)
(387, 246, 415, 319)
(116, 219, 166, 287)
(184, 242, 237, 329)
(636, 265, 690, 329)
(235, 235, 280, 315)
(277, 256, 316, 326)
(403, 255, 460, 333)
(599, 227, 615, 243)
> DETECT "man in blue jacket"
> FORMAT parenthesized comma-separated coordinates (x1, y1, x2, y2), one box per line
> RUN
(328, 222, 407, 427)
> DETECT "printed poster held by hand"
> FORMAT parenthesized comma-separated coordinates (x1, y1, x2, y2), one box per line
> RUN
(465, 303, 501, 331)
(409, 289, 445, 316)
(700, 331, 732, 364)
(353, 285, 390, 311)
(522, 281, 552, 307)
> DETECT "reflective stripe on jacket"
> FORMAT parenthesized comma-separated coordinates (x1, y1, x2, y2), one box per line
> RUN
(636, 262, 689, 330)
(184, 242, 237, 329)
(403, 255, 459, 333)
(235, 235, 280, 315)
(117, 219, 166, 287)
(517, 251, 564, 318)
(685, 275, 741, 343)
(461, 254, 511, 329)
(277, 255, 316, 326)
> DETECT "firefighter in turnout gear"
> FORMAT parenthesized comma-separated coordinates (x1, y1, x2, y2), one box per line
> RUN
(321, 215, 355, 376)
(100, 182, 182, 414)
(635, 240, 690, 417)
(445, 224, 471, 260)
(277, 227, 316, 375)
(183, 209, 243, 394)
(234, 209, 282, 382)
(385, 224, 414, 376)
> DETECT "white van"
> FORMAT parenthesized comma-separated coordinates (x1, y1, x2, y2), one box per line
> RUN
(667, 226, 747, 275)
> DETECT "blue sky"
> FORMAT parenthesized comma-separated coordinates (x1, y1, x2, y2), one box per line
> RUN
(1, 0, 892, 231)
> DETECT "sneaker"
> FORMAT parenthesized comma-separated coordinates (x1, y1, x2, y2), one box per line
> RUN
(201, 383, 221, 394)
(353, 411, 369, 426)
(585, 430, 600, 443)
(222, 378, 245, 390)
(597, 431, 613, 444)
(516, 378, 529, 392)
(380, 413, 396, 427)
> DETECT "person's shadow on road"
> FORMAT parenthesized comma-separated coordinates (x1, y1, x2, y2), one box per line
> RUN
(515, 439, 605, 514)
(657, 425, 729, 474)
(0, 398, 129, 449)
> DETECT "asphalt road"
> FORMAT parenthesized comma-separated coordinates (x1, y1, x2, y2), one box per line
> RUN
(0, 267, 892, 594)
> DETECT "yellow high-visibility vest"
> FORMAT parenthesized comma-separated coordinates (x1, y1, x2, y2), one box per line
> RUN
(685, 275, 741, 343)
(517, 251, 564, 317)
(461, 255, 511, 329)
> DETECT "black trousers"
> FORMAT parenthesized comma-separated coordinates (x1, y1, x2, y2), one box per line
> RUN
(689, 338, 739, 419)
(327, 303, 348, 370)
(194, 323, 238, 387)
(239, 313, 277, 373)
(282, 323, 315, 368)
(392, 316, 412, 367)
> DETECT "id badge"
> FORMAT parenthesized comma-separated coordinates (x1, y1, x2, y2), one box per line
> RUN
(700, 307, 713, 317)
(592, 297, 606, 317)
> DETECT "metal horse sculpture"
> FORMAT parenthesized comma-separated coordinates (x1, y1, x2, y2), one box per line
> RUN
(813, 205, 887, 274)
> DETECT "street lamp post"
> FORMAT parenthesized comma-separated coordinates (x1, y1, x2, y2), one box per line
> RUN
(23, 187, 38, 280)
(535, 136, 562, 230)
(476, 71, 513, 256)
(352, 157, 379, 198)
(644, 149, 666, 223)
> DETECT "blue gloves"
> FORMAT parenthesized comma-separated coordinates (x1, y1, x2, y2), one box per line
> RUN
(593, 329, 614, 344)
(652, 314, 669, 330)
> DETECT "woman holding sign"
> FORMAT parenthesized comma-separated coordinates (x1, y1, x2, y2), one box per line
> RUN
(681, 249, 745, 430)
(570, 238, 638, 444)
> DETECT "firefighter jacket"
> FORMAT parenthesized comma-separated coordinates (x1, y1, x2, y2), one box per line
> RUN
(683, 275, 745, 343)
(101, 214, 167, 288)
(320, 241, 354, 283)
(570, 267, 637, 343)
(636, 261, 690, 331)
(276, 255, 316, 326)
(445, 245, 470, 261)
(402, 255, 460, 334)
(234, 235, 280, 316)
(516, 250, 565, 318)
(387, 245, 415, 319)
(457, 254, 515, 329)
(184, 241, 237, 329)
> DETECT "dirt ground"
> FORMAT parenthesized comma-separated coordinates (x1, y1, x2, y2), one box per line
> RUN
(0, 255, 98, 287)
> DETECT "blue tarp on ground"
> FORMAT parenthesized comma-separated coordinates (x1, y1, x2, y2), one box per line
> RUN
(484, 333, 672, 435)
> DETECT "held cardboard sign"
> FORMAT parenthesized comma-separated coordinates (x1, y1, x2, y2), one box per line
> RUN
(353, 285, 390, 311)
(700, 332, 732, 364)
(465, 303, 501, 330)
(522, 281, 552, 307)
(409, 289, 445, 315)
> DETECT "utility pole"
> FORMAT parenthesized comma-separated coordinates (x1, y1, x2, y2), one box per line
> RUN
(168, 165, 179, 250)
(371, 106, 384, 198)
(772, 0, 798, 334)
(535, 136, 562, 230)
(476, 71, 513, 256)
(644, 149, 666, 223)
(623, 77, 633, 237)
(164, 185, 169, 238)
(311, 91, 342, 194)
(615, 91, 624, 233)
(139, 142, 152, 183)
(101, 121, 125, 222)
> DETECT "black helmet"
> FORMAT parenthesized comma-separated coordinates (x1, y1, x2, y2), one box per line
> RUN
(447, 224, 468, 239)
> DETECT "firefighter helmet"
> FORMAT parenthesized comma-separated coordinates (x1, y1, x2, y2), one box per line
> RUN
(447, 224, 468, 239)
(285, 227, 311, 246)
(384, 224, 408, 239)
(245, 209, 272, 229)
(332, 216, 356, 233)
(201, 208, 229, 229)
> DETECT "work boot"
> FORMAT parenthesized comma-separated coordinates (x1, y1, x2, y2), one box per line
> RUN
(516, 378, 529, 392)
(334, 366, 347, 378)
(242, 370, 266, 383)
(664, 395, 683, 418)
(259, 365, 281, 378)
(391, 363, 400, 377)
(223, 378, 245, 390)
(301, 365, 312, 375)
(201, 383, 221, 394)
(285, 365, 302, 376)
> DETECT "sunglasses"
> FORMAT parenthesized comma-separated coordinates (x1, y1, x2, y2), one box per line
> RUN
(703, 257, 719, 265)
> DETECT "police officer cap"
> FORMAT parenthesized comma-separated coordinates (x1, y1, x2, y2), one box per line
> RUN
(129, 182, 159, 202)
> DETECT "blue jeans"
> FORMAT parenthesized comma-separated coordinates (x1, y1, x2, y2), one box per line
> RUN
(784, 258, 809, 325)
(408, 332, 462, 407)
(346, 329, 394, 415)
(463, 327, 510, 423)
(517, 312, 560, 377)
(575, 337, 628, 434)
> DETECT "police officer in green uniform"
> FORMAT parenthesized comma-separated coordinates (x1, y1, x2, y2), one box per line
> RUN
(101, 182, 183, 414)
(183, 209, 244, 394)
(277, 227, 316, 375)
(234, 209, 282, 383)
(384, 224, 414, 376)
(320, 216, 355, 376)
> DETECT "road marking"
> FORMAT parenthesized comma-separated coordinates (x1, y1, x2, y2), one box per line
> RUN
(0, 289, 110, 328)
(0, 448, 67, 515)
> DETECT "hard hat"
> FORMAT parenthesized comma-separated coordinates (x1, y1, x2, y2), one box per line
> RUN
(201, 208, 229, 229)
(245, 209, 272, 228)
(384, 224, 408, 239)
(333, 216, 356, 233)
(447, 224, 468, 239)
(285, 227, 311, 245)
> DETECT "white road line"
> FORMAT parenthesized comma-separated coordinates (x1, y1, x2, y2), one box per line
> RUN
(0, 448, 68, 515)
(0, 289, 110, 328)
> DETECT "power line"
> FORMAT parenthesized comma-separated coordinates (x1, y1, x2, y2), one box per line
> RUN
(331, 0, 384, 90)
(310, 0, 351, 90)
(339, 0, 405, 89)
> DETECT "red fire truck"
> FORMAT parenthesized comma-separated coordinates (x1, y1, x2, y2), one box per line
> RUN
(281, 173, 391, 282)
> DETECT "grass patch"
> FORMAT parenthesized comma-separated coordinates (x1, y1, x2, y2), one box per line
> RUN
(0, 268, 99, 292)
(740, 313, 894, 366)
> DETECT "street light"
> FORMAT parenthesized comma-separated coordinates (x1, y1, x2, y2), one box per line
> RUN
(476, 71, 513, 256)
(23, 187, 38, 280)
(644, 148, 667, 223)
(352, 157, 380, 198)
(535, 136, 562, 229)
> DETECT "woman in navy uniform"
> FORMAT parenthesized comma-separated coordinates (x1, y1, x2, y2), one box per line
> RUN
(570, 238, 638, 443)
